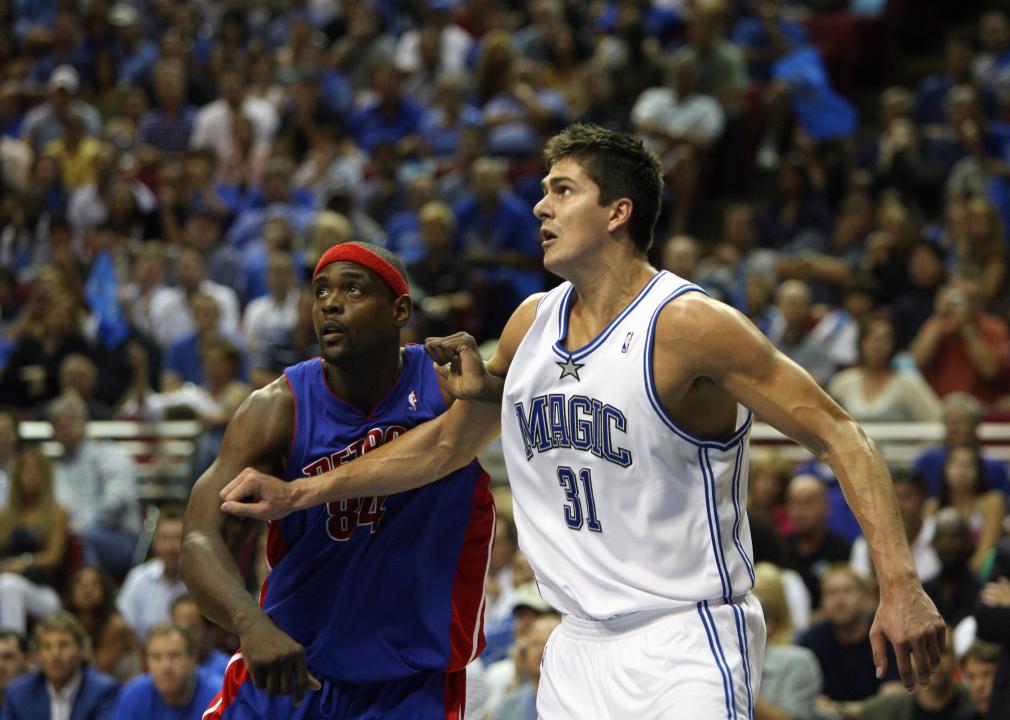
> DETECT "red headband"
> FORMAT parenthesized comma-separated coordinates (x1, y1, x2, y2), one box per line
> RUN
(313, 244, 409, 298)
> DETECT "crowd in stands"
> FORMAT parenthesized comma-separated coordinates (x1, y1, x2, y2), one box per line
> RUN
(1, 0, 1010, 718)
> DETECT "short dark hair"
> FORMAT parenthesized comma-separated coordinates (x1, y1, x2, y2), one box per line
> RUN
(891, 467, 927, 496)
(542, 123, 664, 253)
(145, 621, 195, 655)
(962, 639, 1001, 664)
(0, 629, 28, 654)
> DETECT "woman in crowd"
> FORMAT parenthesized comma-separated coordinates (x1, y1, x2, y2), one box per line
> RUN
(828, 315, 943, 422)
(0, 445, 68, 634)
(64, 565, 141, 682)
(936, 444, 1005, 574)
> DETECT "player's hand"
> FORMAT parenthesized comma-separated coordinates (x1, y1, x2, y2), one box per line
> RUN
(425, 332, 493, 401)
(220, 467, 298, 521)
(241, 616, 321, 706)
(869, 583, 946, 690)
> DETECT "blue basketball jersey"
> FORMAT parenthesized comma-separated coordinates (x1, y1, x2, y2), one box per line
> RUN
(265, 345, 494, 684)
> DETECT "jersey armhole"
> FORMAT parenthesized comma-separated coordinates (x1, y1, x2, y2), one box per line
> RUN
(643, 286, 752, 451)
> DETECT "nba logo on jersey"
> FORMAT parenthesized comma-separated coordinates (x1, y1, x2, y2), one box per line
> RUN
(621, 332, 634, 353)
(408, 389, 418, 411)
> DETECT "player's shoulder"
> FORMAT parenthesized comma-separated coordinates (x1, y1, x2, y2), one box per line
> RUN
(232, 374, 295, 431)
(653, 290, 738, 341)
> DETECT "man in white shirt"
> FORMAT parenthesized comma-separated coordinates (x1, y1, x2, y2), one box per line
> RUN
(190, 67, 278, 165)
(149, 247, 241, 349)
(3, 611, 118, 720)
(241, 251, 299, 353)
(118, 507, 188, 641)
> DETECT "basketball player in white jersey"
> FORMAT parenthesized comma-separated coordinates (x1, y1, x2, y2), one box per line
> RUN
(220, 124, 946, 717)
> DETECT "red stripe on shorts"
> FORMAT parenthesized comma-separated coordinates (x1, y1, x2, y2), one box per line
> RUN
(201, 652, 250, 720)
(444, 669, 466, 719)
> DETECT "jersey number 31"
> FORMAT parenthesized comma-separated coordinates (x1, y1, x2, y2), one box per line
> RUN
(557, 466, 602, 532)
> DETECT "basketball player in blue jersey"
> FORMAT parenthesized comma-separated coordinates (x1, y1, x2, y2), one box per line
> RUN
(179, 242, 496, 719)
(220, 125, 946, 718)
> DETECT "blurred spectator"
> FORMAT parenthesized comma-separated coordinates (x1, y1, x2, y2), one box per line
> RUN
(0, 408, 20, 504)
(108, 3, 158, 87)
(43, 111, 105, 191)
(215, 112, 271, 191)
(0, 288, 93, 409)
(21, 65, 101, 154)
(162, 293, 228, 390)
(752, 563, 821, 720)
(418, 74, 483, 161)
(117, 507, 187, 642)
(973, 538, 1010, 720)
(748, 449, 794, 537)
(949, 198, 1007, 307)
(828, 316, 942, 423)
(50, 393, 139, 578)
(859, 627, 972, 719)
(149, 247, 240, 349)
(785, 474, 852, 609)
(850, 468, 940, 585)
(756, 155, 832, 251)
(242, 251, 300, 353)
(0, 446, 67, 634)
(936, 444, 1005, 574)
(395, 1, 473, 79)
(30, 353, 115, 421)
(909, 273, 1010, 405)
(674, 5, 749, 120)
(767, 279, 836, 386)
(225, 159, 315, 249)
(138, 61, 196, 155)
(409, 201, 473, 338)
(0, 630, 28, 708)
(169, 595, 230, 685)
(349, 59, 424, 157)
(660, 234, 701, 283)
(631, 57, 724, 233)
(961, 640, 1001, 720)
(3, 611, 119, 720)
(914, 393, 1010, 499)
(491, 614, 561, 720)
(924, 508, 980, 627)
(798, 565, 901, 715)
(248, 288, 318, 389)
(123, 242, 174, 342)
(385, 173, 440, 263)
(454, 156, 542, 335)
(64, 566, 141, 684)
(190, 67, 278, 165)
(892, 241, 948, 350)
(973, 11, 1010, 105)
(113, 622, 218, 720)
(917, 34, 980, 128)
(730, 0, 809, 84)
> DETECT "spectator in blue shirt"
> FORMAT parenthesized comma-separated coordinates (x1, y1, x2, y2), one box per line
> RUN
(138, 61, 196, 155)
(113, 622, 219, 720)
(108, 3, 159, 87)
(418, 74, 483, 160)
(169, 596, 230, 686)
(914, 392, 1010, 500)
(349, 59, 424, 155)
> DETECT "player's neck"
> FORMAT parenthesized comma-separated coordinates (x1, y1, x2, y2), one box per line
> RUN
(566, 256, 654, 339)
(323, 347, 404, 414)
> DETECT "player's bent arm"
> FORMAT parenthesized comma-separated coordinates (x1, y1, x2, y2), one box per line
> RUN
(180, 381, 292, 635)
(662, 296, 917, 587)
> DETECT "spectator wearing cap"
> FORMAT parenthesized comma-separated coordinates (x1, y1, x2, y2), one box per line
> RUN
(491, 615, 561, 720)
(849, 469, 940, 584)
(3, 611, 119, 720)
(468, 582, 555, 720)
(107, 3, 158, 87)
(914, 393, 1010, 500)
(138, 61, 197, 155)
(21, 65, 101, 154)
(112, 623, 218, 720)
(50, 393, 139, 578)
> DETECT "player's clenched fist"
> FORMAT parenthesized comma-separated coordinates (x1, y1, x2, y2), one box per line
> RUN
(425, 333, 494, 401)
(241, 616, 321, 706)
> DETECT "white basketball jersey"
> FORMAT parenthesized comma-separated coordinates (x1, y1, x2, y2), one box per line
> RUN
(501, 271, 756, 620)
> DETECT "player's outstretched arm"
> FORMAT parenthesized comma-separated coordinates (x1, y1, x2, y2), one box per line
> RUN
(180, 380, 320, 705)
(658, 294, 945, 690)
(219, 294, 542, 521)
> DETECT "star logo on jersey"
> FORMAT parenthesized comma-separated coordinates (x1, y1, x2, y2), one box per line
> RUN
(556, 356, 584, 381)
(407, 389, 418, 411)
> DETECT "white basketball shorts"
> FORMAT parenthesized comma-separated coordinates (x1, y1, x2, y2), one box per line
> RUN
(537, 594, 766, 719)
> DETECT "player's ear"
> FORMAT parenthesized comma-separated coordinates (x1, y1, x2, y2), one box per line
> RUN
(607, 198, 633, 236)
(392, 295, 412, 328)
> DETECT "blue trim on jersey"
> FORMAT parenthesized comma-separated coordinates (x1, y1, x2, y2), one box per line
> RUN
(699, 447, 731, 602)
(551, 271, 668, 362)
(701, 448, 734, 602)
(730, 445, 756, 585)
(698, 601, 735, 720)
(731, 602, 755, 720)
(643, 289, 754, 450)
